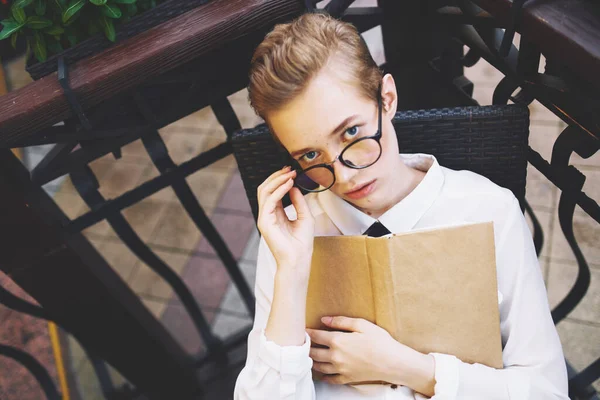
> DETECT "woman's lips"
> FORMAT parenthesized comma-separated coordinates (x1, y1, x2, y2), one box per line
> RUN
(345, 179, 376, 200)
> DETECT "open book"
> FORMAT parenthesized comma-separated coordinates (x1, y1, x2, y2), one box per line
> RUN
(306, 222, 503, 372)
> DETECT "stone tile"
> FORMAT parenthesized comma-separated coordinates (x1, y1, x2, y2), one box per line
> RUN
(547, 260, 600, 323)
(206, 153, 238, 173)
(524, 207, 553, 268)
(183, 256, 231, 310)
(463, 58, 503, 89)
(96, 240, 140, 283)
(525, 173, 557, 211)
(168, 106, 224, 132)
(129, 250, 191, 299)
(470, 84, 496, 106)
(238, 259, 258, 297)
(196, 212, 257, 260)
(141, 297, 168, 320)
(76, 359, 104, 400)
(550, 211, 600, 267)
(556, 319, 600, 391)
(52, 189, 90, 220)
(120, 138, 149, 160)
(82, 219, 116, 239)
(529, 99, 562, 124)
(227, 89, 264, 130)
(148, 203, 203, 250)
(92, 158, 149, 198)
(579, 169, 600, 213)
(212, 310, 253, 340)
(186, 168, 234, 212)
(240, 229, 260, 264)
(81, 195, 167, 242)
(121, 197, 169, 242)
(67, 335, 87, 373)
(362, 25, 385, 67)
(217, 171, 253, 214)
(4, 54, 32, 91)
(571, 150, 600, 168)
(528, 121, 562, 162)
(160, 300, 216, 355)
(145, 186, 179, 204)
(161, 130, 212, 166)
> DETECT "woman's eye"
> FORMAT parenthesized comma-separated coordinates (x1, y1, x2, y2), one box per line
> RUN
(344, 126, 359, 139)
(302, 151, 318, 162)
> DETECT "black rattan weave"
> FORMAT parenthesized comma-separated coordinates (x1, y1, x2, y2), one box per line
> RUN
(26, 0, 213, 80)
(232, 104, 530, 221)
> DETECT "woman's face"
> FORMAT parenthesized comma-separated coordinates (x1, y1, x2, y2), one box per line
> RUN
(269, 67, 402, 214)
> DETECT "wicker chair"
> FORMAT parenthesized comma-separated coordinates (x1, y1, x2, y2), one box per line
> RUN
(231, 104, 530, 221)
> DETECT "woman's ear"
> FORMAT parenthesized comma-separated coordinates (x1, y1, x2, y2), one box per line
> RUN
(381, 73, 397, 118)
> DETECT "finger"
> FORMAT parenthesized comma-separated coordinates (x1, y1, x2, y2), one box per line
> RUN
(309, 347, 331, 363)
(306, 328, 336, 347)
(257, 170, 295, 206)
(321, 316, 371, 333)
(312, 361, 337, 375)
(262, 177, 294, 216)
(289, 187, 313, 222)
(261, 166, 292, 189)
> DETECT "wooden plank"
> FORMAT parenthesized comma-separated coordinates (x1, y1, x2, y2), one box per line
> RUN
(0, 0, 303, 147)
(471, 0, 600, 90)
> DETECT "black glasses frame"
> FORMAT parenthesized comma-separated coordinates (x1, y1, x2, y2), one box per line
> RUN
(294, 89, 384, 193)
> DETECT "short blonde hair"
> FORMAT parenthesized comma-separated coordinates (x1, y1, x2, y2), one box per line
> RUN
(248, 13, 382, 121)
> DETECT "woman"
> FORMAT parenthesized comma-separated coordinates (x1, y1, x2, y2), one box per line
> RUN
(234, 12, 568, 399)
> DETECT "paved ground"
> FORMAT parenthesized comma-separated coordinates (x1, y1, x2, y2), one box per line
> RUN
(1, 2, 598, 396)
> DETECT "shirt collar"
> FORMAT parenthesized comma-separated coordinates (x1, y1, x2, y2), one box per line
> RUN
(317, 153, 445, 235)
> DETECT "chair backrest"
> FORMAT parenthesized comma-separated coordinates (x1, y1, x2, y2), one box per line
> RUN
(232, 104, 530, 221)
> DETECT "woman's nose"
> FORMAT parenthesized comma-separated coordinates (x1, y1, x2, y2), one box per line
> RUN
(331, 157, 358, 184)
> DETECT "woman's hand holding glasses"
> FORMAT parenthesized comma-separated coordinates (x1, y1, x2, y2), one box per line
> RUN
(257, 165, 315, 278)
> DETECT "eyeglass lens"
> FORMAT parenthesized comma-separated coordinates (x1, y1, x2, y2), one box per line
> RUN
(295, 137, 381, 192)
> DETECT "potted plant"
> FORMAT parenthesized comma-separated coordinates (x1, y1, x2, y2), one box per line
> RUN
(0, 0, 211, 80)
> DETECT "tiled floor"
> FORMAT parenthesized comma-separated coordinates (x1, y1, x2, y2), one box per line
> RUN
(1, 8, 599, 398)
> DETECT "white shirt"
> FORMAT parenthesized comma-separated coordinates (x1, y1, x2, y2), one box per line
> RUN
(234, 153, 569, 400)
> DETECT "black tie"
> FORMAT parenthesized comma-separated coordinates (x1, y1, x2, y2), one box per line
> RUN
(363, 221, 391, 237)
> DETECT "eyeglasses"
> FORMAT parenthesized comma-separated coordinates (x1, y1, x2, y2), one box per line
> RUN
(293, 92, 383, 193)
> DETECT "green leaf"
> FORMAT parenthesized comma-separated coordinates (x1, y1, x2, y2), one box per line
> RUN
(0, 20, 23, 40)
(47, 39, 63, 54)
(89, 0, 107, 5)
(31, 31, 47, 62)
(67, 32, 77, 46)
(62, 0, 85, 23)
(100, 15, 115, 41)
(12, 0, 34, 9)
(26, 16, 53, 29)
(124, 3, 136, 15)
(53, 0, 65, 12)
(113, 0, 136, 4)
(12, 6, 27, 25)
(34, 0, 46, 16)
(11, 32, 19, 48)
(44, 25, 64, 35)
(87, 19, 99, 35)
(101, 3, 121, 18)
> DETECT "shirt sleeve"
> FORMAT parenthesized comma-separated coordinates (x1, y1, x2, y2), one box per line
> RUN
(429, 197, 569, 399)
(234, 237, 316, 400)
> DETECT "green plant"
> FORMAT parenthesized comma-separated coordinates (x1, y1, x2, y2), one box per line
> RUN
(0, 0, 158, 62)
